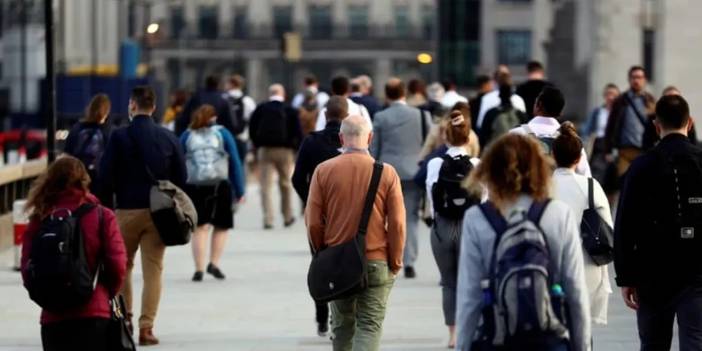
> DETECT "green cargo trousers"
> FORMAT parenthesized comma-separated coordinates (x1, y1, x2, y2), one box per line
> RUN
(329, 260, 396, 351)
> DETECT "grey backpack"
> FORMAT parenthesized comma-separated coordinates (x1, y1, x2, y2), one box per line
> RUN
(476, 201, 569, 349)
(185, 126, 229, 185)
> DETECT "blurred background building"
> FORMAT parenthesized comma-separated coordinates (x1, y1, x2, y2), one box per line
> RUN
(0, 0, 700, 127)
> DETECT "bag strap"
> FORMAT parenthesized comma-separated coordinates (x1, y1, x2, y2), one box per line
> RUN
(588, 177, 595, 209)
(623, 93, 648, 127)
(419, 110, 429, 143)
(479, 202, 508, 239)
(126, 127, 158, 185)
(356, 161, 384, 248)
(526, 199, 551, 225)
(75, 127, 100, 156)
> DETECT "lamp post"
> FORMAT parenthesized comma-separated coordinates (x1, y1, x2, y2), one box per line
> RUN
(44, 0, 56, 162)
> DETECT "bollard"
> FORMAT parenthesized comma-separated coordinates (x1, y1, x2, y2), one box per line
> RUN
(12, 199, 28, 271)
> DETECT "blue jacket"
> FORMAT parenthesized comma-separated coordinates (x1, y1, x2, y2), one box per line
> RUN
(180, 126, 245, 199)
(99, 115, 187, 209)
(350, 94, 382, 119)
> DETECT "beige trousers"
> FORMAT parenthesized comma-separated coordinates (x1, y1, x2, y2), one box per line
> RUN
(116, 209, 165, 329)
(258, 147, 295, 227)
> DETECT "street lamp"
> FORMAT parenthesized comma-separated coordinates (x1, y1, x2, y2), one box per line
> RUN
(417, 52, 433, 64)
(146, 22, 160, 35)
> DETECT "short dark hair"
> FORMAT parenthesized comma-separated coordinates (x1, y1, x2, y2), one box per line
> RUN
(304, 75, 318, 86)
(325, 96, 349, 122)
(131, 86, 156, 110)
(441, 79, 456, 91)
(331, 76, 350, 96)
(476, 75, 491, 87)
(496, 71, 512, 87)
(526, 61, 544, 73)
(205, 75, 220, 90)
(350, 81, 361, 93)
(656, 95, 690, 130)
(604, 83, 619, 92)
(229, 74, 245, 89)
(407, 79, 426, 95)
(385, 78, 405, 101)
(535, 86, 565, 117)
(628, 65, 646, 78)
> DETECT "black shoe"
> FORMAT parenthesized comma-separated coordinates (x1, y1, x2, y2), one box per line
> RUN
(404, 266, 416, 279)
(264, 224, 273, 230)
(317, 322, 329, 337)
(284, 218, 296, 228)
(207, 263, 226, 280)
(192, 271, 204, 282)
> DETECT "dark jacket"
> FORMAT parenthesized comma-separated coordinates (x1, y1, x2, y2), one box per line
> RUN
(350, 94, 382, 120)
(604, 90, 656, 153)
(21, 190, 126, 324)
(516, 79, 552, 118)
(292, 120, 342, 203)
(249, 100, 303, 150)
(63, 121, 113, 204)
(419, 100, 446, 120)
(469, 93, 486, 130)
(614, 134, 702, 293)
(99, 115, 187, 209)
(177, 89, 235, 136)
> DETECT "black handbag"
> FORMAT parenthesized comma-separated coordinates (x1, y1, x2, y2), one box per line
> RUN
(108, 295, 137, 351)
(307, 161, 384, 303)
(128, 128, 196, 246)
(580, 177, 615, 265)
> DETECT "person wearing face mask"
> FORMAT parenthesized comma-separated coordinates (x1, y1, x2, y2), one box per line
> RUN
(63, 94, 113, 205)
(179, 104, 245, 282)
(99, 86, 187, 346)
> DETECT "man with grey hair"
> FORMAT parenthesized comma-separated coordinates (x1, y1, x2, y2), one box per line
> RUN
(250, 83, 303, 229)
(350, 75, 381, 119)
(371, 77, 432, 279)
(307, 114, 406, 351)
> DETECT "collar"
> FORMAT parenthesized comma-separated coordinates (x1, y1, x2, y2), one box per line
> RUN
(446, 146, 468, 157)
(131, 114, 153, 123)
(390, 100, 407, 106)
(342, 147, 370, 155)
(659, 133, 690, 144)
(325, 120, 342, 130)
(306, 86, 319, 94)
(228, 89, 243, 98)
(269, 95, 285, 102)
(530, 116, 561, 127)
(554, 167, 576, 175)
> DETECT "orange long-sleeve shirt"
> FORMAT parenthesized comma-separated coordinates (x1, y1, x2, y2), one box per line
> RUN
(305, 152, 406, 274)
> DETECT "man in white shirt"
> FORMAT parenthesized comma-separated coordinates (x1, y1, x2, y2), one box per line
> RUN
(224, 74, 257, 163)
(511, 86, 592, 176)
(292, 75, 329, 109)
(315, 76, 372, 131)
(440, 80, 468, 109)
(477, 70, 527, 130)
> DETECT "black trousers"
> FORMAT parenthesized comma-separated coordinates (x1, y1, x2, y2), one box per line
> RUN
(315, 300, 329, 326)
(41, 318, 110, 351)
(637, 286, 702, 351)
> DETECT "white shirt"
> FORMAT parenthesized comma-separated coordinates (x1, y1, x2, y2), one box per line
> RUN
(226, 89, 256, 122)
(595, 107, 609, 138)
(510, 116, 592, 177)
(440, 90, 468, 109)
(315, 98, 372, 131)
(425, 146, 481, 217)
(269, 95, 285, 102)
(476, 90, 527, 129)
(552, 168, 613, 325)
(291, 88, 330, 109)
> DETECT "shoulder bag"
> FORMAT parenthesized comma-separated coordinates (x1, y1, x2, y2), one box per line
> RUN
(580, 177, 615, 265)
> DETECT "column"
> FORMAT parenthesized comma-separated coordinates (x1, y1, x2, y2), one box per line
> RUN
(292, 0, 307, 35)
(219, 0, 232, 38)
(373, 58, 392, 99)
(248, 0, 272, 38)
(246, 58, 265, 101)
(369, 0, 393, 36)
(332, 0, 348, 38)
(409, 0, 423, 38)
(184, 0, 197, 38)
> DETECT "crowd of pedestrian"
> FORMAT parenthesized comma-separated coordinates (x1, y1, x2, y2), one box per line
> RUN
(16, 60, 702, 351)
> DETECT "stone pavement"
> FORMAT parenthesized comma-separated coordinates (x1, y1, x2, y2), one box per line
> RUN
(0, 184, 671, 350)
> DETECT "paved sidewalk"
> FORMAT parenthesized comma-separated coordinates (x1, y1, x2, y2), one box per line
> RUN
(0, 184, 660, 350)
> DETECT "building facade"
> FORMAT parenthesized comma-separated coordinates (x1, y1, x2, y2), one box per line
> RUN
(139, 0, 437, 100)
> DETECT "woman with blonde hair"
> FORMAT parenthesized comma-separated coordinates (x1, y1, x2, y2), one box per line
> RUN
(455, 134, 591, 351)
(180, 104, 245, 281)
(63, 94, 112, 201)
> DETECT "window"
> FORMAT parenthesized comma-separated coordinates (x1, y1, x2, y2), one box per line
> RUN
(170, 6, 185, 39)
(198, 5, 218, 39)
(128, 2, 137, 37)
(395, 5, 410, 37)
(643, 29, 655, 81)
(422, 5, 434, 40)
(233, 7, 247, 39)
(308, 5, 332, 39)
(348, 5, 368, 38)
(273, 6, 293, 37)
(497, 30, 531, 65)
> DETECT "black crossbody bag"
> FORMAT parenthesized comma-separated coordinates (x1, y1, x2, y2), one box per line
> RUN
(307, 161, 384, 303)
(580, 177, 614, 265)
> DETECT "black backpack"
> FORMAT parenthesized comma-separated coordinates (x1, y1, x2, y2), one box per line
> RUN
(226, 95, 247, 136)
(431, 154, 479, 220)
(74, 127, 106, 173)
(25, 204, 103, 312)
(255, 105, 289, 146)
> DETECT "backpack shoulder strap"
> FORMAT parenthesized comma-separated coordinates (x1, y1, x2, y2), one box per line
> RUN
(72, 203, 97, 218)
(479, 202, 507, 237)
(526, 199, 551, 225)
(587, 177, 595, 209)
